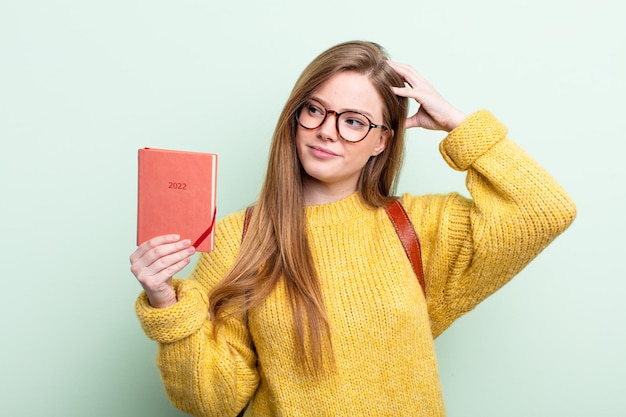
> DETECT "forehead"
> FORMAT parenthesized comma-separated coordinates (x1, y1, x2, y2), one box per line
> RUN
(312, 71, 384, 118)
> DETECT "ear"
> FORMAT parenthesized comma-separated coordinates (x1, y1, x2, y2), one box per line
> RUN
(371, 129, 393, 156)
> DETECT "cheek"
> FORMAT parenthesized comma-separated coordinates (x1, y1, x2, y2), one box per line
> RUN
(294, 131, 306, 157)
(345, 146, 375, 168)
(361, 137, 385, 159)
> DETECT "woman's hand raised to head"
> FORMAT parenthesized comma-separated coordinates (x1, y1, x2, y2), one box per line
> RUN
(130, 234, 196, 308)
(387, 61, 467, 132)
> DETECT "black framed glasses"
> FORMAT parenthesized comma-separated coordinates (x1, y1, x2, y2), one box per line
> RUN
(296, 98, 388, 143)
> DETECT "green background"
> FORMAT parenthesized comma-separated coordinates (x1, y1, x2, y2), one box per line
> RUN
(1, 0, 624, 416)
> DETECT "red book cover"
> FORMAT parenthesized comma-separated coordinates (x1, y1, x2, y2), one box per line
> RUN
(137, 148, 218, 252)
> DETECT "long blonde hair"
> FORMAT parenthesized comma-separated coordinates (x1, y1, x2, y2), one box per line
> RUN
(209, 41, 408, 374)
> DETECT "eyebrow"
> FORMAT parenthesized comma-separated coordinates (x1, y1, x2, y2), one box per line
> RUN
(310, 96, 376, 120)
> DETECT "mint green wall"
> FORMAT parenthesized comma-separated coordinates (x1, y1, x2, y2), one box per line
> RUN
(1, 0, 624, 416)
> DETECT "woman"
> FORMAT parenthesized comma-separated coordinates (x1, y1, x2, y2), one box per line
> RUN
(130, 41, 576, 416)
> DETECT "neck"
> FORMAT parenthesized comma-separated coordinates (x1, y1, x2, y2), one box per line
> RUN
(302, 177, 357, 206)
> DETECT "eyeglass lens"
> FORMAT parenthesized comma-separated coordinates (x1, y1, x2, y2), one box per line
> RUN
(297, 99, 374, 142)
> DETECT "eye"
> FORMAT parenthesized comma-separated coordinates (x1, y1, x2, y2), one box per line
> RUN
(306, 102, 325, 116)
(341, 113, 368, 130)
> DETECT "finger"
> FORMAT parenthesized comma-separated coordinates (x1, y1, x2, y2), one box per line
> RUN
(387, 61, 426, 82)
(143, 254, 192, 290)
(405, 112, 420, 129)
(387, 61, 416, 90)
(130, 238, 193, 279)
(387, 61, 429, 89)
(387, 60, 412, 73)
(391, 85, 419, 100)
(130, 234, 182, 264)
(132, 243, 195, 287)
(147, 243, 195, 277)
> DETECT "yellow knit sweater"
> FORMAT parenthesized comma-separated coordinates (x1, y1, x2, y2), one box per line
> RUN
(135, 110, 576, 417)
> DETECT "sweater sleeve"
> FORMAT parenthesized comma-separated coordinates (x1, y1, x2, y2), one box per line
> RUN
(134, 212, 259, 417)
(404, 110, 577, 338)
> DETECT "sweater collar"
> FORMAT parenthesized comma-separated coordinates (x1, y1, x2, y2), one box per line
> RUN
(304, 192, 371, 227)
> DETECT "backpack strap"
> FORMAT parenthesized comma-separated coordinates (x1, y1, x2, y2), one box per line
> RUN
(241, 200, 425, 295)
(385, 200, 425, 296)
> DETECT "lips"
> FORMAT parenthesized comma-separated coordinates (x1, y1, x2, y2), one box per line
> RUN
(309, 145, 340, 158)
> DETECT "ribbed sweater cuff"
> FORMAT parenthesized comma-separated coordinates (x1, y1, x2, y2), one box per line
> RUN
(439, 110, 507, 171)
(135, 279, 209, 343)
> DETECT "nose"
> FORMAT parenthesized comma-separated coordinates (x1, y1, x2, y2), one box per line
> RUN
(317, 110, 339, 142)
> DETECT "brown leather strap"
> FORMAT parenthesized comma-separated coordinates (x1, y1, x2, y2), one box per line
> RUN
(385, 200, 425, 296)
(241, 200, 425, 296)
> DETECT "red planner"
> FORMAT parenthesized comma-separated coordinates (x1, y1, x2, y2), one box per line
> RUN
(137, 148, 218, 252)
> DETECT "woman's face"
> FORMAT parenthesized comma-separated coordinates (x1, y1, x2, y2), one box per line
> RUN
(295, 71, 389, 198)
